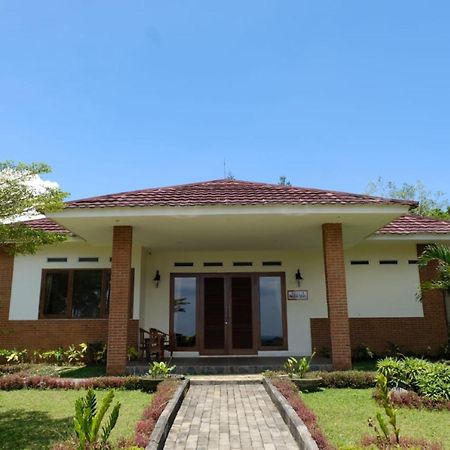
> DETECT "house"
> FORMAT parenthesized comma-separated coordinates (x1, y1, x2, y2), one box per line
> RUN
(1, 179, 449, 375)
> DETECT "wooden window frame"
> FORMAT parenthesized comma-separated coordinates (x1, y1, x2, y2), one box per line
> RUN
(169, 272, 288, 353)
(39, 268, 133, 319)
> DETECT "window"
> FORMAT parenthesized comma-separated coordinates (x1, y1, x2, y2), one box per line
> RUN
(172, 276, 197, 348)
(40, 269, 121, 319)
(259, 276, 284, 347)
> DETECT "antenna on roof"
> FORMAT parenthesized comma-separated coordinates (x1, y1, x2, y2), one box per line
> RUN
(223, 159, 226, 179)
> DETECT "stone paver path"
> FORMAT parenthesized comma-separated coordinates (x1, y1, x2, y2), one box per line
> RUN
(164, 383, 299, 449)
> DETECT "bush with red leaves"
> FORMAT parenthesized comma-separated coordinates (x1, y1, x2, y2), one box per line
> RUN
(374, 389, 450, 412)
(0, 374, 149, 391)
(131, 379, 179, 448)
(270, 378, 334, 450)
(314, 370, 375, 389)
(361, 434, 443, 449)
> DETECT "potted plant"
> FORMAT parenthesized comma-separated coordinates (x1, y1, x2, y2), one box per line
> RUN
(283, 352, 322, 390)
(138, 360, 178, 391)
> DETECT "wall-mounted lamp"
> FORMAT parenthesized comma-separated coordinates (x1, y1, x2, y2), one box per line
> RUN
(295, 269, 303, 287)
(153, 270, 161, 288)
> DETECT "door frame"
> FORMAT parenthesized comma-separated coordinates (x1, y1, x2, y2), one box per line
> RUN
(170, 272, 287, 354)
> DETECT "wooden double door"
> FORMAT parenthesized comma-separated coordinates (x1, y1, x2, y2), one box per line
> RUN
(199, 274, 257, 355)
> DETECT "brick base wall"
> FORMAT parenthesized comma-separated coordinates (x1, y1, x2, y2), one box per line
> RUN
(311, 317, 447, 356)
(0, 319, 139, 350)
(1, 243, 139, 352)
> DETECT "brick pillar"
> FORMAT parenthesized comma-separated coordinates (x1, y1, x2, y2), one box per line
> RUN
(322, 223, 352, 370)
(417, 244, 448, 349)
(107, 226, 133, 375)
(0, 246, 14, 325)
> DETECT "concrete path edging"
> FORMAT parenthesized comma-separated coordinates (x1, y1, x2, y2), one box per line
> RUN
(145, 378, 190, 450)
(263, 378, 319, 450)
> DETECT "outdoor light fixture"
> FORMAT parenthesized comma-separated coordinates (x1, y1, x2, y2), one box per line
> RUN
(295, 269, 303, 287)
(153, 270, 161, 288)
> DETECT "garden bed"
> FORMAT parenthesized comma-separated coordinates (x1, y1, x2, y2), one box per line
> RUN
(302, 388, 450, 449)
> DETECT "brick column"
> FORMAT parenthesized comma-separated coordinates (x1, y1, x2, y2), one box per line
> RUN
(417, 244, 448, 347)
(107, 226, 133, 375)
(322, 223, 352, 370)
(0, 246, 14, 325)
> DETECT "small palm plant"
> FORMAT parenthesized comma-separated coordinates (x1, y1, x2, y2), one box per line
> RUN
(73, 389, 121, 450)
(284, 352, 315, 378)
(418, 243, 450, 295)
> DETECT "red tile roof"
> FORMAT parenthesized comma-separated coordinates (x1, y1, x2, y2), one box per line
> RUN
(377, 214, 450, 235)
(65, 179, 416, 209)
(23, 217, 70, 234)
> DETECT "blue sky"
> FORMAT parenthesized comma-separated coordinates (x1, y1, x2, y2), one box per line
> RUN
(1, 1, 449, 200)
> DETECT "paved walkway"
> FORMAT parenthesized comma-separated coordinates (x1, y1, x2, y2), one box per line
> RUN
(164, 384, 299, 450)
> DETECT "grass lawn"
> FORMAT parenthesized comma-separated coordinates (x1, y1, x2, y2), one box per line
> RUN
(58, 365, 107, 378)
(0, 389, 151, 450)
(302, 388, 450, 449)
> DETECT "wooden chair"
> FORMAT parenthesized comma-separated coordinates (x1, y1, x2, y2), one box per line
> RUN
(139, 328, 150, 361)
(150, 328, 174, 361)
(139, 327, 174, 361)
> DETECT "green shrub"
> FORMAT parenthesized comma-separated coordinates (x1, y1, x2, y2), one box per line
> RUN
(376, 357, 450, 400)
(0, 348, 28, 364)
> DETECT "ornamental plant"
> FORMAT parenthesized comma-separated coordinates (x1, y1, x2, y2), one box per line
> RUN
(368, 373, 400, 446)
(284, 352, 315, 378)
(148, 361, 176, 378)
(73, 389, 121, 450)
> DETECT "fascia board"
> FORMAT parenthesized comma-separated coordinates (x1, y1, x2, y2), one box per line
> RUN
(47, 204, 409, 219)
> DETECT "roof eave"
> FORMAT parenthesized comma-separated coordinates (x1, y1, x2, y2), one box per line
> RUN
(47, 203, 412, 220)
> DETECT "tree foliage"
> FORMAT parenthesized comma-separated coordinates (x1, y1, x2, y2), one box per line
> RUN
(278, 176, 292, 186)
(0, 161, 68, 254)
(366, 177, 450, 219)
(418, 243, 450, 294)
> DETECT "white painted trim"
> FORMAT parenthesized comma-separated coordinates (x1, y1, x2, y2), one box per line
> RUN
(48, 204, 409, 219)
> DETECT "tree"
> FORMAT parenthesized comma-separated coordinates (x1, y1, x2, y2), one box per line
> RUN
(366, 177, 450, 219)
(278, 176, 291, 186)
(418, 244, 450, 295)
(0, 161, 68, 254)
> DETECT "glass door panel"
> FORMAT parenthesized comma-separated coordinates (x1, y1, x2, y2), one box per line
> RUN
(259, 276, 284, 347)
(173, 277, 197, 348)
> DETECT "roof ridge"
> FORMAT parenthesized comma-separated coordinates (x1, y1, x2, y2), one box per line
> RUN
(65, 178, 417, 208)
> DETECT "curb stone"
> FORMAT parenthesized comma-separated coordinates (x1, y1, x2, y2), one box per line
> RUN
(263, 378, 319, 450)
(145, 378, 190, 450)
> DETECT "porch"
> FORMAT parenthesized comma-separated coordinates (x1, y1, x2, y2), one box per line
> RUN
(47, 195, 408, 375)
(126, 355, 332, 375)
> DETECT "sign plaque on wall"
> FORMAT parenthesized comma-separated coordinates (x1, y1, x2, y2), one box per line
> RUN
(287, 289, 308, 301)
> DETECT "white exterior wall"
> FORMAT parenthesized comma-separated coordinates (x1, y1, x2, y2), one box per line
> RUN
(142, 250, 328, 356)
(346, 241, 423, 318)
(9, 241, 142, 320)
(8, 238, 424, 355)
